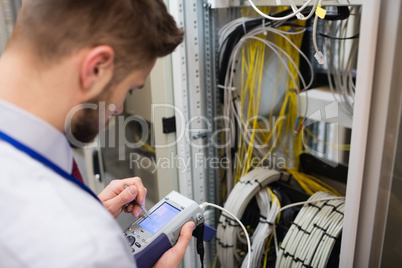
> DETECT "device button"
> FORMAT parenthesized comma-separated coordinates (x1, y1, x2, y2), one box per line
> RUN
(142, 239, 147, 243)
(135, 242, 142, 248)
(126, 236, 136, 246)
(137, 235, 141, 239)
(132, 248, 135, 253)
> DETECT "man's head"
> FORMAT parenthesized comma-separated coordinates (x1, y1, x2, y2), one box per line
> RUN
(8, 0, 183, 145)
(11, 0, 183, 81)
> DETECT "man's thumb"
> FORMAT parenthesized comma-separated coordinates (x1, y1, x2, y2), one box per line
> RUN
(117, 185, 138, 206)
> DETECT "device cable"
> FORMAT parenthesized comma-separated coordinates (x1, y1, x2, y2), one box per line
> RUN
(194, 223, 205, 268)
(200, 202, 252, 268)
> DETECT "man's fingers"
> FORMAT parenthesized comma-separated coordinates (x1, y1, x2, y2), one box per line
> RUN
(116, 185, 137, 207)
(121, 177, 147, 205)
(152, 222, 195, 268)
(124, 203, 134, 213)
(170, 222, 195, 258)
(130, 205, 141, 217)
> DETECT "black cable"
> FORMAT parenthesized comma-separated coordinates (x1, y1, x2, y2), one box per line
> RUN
(322, 6, 350, 21)
(195, 224, 205, 268)
(318, 32, 359, 40)
(304, 26, 359, 40)
(282, 24, 360, 40)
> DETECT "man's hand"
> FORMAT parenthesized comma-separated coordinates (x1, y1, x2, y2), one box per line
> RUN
(153, 221, 195, 268)
(98, 177, 147, 218)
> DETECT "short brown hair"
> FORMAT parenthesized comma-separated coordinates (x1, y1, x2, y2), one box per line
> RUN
(10, 0, 183, 78)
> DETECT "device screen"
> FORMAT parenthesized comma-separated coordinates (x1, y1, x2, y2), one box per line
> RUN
(139, 202, 181, 235)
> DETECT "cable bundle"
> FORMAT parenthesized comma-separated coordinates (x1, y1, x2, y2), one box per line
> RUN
(219, 10, 315, 191)
(216, 168, 284, 268)
(276, 191, 345, 267)
(240, 188, 280, 268)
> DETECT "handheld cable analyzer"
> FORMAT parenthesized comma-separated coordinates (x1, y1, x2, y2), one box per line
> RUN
(123, 191, 216, 268)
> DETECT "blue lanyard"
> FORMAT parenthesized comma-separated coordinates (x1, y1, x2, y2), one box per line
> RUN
(0, 130, 102, 204)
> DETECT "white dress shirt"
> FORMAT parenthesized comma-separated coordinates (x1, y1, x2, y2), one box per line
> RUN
(0, 100, 136, 267)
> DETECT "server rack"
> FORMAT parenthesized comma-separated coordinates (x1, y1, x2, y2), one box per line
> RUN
(170, 0, 402, 267)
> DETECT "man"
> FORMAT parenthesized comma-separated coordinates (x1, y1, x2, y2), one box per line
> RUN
(0, 0, 193, 267)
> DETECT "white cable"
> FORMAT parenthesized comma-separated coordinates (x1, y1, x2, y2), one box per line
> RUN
(248, 0, 316, 21)
(240, 188, 280, 268)
(312, 0, 324, 65)
(275, 192, 345, 267)
(200, 202, 252, 268)
(323, 8, 361, 115)
(215, 168, 285, 268)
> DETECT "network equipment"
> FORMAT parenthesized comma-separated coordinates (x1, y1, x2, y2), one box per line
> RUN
(124, 191, 217, 268)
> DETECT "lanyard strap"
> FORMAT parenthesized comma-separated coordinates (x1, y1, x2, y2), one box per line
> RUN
(0, 131, 101, 204)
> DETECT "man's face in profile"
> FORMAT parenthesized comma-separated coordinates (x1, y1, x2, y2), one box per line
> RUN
(66, 61, 155, 148)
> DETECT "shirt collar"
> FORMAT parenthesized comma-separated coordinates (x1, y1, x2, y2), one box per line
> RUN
(0, 99, 73, 174)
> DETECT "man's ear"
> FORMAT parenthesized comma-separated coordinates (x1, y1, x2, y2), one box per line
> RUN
(79, 46, 115, 100)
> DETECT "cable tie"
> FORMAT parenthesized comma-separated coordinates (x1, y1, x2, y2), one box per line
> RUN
(325, 203, 339, 210)
(259, 218, 273, 226)
(295, 257, 304, 263)
(315, 5, 327, 19)
(255, 179, 263, 189)
(293, 222, 311, 235)
(323, 232, 337, 240)
(217, 241, 234, 248)
(324, 203, 345, 215)
(313, 223, 328, 233)
(241, 19, 247, 34)
(239, 180, 259, 187)
(325, 203, 337, 209)
(283, 251, 295, 258)
(220, 215, 240, 226)
(308, 203, 321, 209)
(217, 84, 236, 91)
(218, 219, 240, 229)
(262, 18, 267, 35)
(333, 209, 344, 216)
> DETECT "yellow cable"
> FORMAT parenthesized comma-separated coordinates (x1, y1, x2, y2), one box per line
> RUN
(287, 169, 341, 196)
(302, 126, 351, 151)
